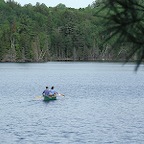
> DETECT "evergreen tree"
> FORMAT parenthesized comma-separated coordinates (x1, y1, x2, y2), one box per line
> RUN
(97, 0, 144, 69)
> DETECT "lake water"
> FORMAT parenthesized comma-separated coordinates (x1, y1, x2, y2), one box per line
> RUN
(0, 62, 144, 144)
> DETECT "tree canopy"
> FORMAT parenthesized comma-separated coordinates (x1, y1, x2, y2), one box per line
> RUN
(0, 0, 142, 64)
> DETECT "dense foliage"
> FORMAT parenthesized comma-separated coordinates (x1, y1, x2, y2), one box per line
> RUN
(0, 0, 142, 62)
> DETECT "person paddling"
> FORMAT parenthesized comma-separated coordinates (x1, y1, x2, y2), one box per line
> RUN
(49, 86, 58, 96)
(42, 86, 50, 97)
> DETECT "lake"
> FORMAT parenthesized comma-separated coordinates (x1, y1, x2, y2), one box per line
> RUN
(0, 62, 144, 144)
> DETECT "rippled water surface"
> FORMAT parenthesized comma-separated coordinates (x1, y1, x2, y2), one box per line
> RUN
(0, 62, 144, 144)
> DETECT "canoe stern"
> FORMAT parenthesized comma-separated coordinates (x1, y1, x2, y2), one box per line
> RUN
(43, 95, 57, 101)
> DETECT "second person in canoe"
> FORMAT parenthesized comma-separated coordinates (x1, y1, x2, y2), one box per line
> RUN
(49, 86, 58, 96)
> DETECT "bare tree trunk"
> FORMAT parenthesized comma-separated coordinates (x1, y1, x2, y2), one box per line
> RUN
(73, 47, 77, 61)
(10, 37, 16, 62)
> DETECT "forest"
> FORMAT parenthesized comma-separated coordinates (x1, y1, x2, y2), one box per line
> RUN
(0, 0, 142, 62)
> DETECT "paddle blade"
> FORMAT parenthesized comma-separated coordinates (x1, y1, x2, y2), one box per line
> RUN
(58, 93, 65, 96)
(34, 96, 43, 100)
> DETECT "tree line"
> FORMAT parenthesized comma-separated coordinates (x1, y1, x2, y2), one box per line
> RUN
(0, 0, 142, 62)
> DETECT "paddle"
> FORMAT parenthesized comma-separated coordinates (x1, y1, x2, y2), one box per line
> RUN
(58, 93, 65, 96)
(34, 93, 64, 99)
(34, 95, 43, 100)
(35, 96, 43, 98)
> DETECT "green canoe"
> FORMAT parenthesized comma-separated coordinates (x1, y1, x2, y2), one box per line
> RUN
(43, 95, 57, 101)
